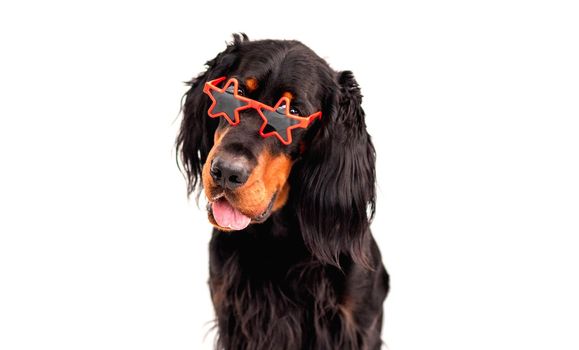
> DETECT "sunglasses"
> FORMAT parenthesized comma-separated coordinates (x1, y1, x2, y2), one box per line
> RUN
(203, 77, 322, 145)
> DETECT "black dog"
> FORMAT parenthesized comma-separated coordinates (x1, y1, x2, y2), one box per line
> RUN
(177, 34, 389, 350)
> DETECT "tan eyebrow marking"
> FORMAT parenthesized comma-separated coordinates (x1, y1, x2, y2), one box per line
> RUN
(245, 78, 258, 92)
(282, 91, 293, 100)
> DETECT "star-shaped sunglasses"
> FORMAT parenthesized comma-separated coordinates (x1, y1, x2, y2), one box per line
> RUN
(203, 77, 322, 145)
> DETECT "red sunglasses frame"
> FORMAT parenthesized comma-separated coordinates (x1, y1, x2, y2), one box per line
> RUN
(203, 77, 322, 145)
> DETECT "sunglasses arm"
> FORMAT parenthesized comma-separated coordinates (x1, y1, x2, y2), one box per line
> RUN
(300, 112, 322, 128)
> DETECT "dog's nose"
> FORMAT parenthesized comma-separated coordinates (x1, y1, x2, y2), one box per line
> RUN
(210, 155, 250, 190)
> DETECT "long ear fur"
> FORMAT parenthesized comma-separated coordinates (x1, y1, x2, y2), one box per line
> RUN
(176, 33, 247, 196)
(294, 71, 376, 268)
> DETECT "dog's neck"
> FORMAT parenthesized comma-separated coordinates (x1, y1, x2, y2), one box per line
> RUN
(238, 202, 301, 241)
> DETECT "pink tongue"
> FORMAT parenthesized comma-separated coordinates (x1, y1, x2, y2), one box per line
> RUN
(212, 198, 251, 230)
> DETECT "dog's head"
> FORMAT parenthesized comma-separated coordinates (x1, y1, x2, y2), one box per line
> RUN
(177, 34, 375, 266)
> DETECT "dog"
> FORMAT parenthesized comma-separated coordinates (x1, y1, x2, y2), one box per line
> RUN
(177, 34, 389, 350)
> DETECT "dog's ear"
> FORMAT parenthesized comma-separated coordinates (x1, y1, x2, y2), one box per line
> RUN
(294, 71, 376, 268)
(176, 34, 247, 196)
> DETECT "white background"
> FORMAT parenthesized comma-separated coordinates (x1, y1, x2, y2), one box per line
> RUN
(1, 1, 578, 349)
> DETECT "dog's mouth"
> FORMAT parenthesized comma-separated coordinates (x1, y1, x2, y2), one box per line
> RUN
(206, 193, 276, 231)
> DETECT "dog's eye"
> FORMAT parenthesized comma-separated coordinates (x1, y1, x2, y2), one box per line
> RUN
(289, 106, 300, 115)
(276, 104, 300, 115)
(225, 85, 245, 96)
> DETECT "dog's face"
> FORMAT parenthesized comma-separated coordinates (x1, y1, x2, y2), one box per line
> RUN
(178, 35, 376, 266)
(197, 38, 335, 231)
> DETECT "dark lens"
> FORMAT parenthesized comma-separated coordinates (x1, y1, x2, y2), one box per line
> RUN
(289, 107, 300, 115)
(209, 89, 246, 124)
(261, 108, 300, 142)
(277, 103, 300, 116)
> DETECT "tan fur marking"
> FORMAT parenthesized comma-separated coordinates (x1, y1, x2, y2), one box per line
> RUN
(231, 151, 292, 216)
(246, 78, 258, 92)
(272, 182, 290, 212)
(213, 128, 228, 145)
(203, 128, 229, 201)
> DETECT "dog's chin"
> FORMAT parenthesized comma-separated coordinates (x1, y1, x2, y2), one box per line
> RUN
(206, 193, 276, 232)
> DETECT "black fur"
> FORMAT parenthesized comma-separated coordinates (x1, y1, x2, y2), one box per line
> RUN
(177, 34, 389, 350)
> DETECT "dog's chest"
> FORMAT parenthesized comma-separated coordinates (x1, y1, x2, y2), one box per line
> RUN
(209, 238, 351, 348)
